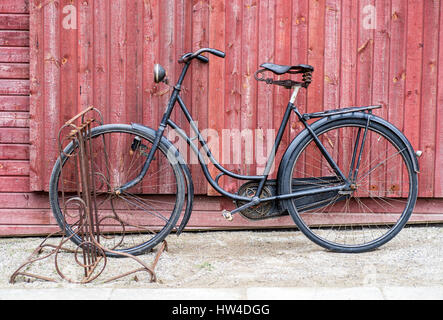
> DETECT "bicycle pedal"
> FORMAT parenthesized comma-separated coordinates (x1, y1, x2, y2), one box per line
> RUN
(222, 210, 233, 222)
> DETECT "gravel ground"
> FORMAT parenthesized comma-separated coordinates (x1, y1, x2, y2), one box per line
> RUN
(0, 225, 442, 289)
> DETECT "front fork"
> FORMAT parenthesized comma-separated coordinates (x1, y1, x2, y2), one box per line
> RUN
(116, 90, 182, 194)
(116, 124, 167, 194)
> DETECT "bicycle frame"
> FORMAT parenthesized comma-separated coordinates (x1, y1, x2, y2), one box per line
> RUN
(117, 59, 354, 215)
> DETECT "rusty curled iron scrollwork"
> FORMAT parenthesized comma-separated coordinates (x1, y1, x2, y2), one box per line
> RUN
(10, 107, 167, 284)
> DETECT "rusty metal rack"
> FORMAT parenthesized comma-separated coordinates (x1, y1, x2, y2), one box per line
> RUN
(10, 107, 167, 284)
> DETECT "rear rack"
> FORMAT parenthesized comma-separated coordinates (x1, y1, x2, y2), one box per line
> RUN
(302, 105, 382, 120)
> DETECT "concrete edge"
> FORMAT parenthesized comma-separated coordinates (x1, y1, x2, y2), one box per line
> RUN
(0, 286, 442, 300)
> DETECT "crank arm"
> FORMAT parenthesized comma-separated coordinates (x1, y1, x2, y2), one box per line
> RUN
(222, 197, 261, 221)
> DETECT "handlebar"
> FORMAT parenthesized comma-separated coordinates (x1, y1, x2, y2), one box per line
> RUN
(178, 48, 226, 64)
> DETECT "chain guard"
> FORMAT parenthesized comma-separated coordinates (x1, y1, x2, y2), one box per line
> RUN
(234, 180, 286, 220)
(235, 177, 345, 220)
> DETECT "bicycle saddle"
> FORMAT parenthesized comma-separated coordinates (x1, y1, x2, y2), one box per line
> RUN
(260, 63, 314, 75)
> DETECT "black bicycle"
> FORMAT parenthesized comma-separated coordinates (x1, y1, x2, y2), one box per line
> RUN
(49, 48, 420, 256)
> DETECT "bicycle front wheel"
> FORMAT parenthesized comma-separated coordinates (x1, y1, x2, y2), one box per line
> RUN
(281, 117, 418, 253)
(49, 124, 186, 257)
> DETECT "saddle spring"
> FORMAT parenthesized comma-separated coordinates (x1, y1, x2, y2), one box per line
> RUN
(254, 69, 313, 89)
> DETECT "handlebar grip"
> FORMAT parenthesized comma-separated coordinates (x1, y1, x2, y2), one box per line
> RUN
(209, 49, 226, 58)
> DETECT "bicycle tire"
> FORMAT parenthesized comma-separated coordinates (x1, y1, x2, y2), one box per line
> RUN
(279, 116, 418, 253)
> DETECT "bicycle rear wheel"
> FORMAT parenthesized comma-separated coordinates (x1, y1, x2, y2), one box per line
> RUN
(49, 124, 186, 257)
(280, 117, 418, 253)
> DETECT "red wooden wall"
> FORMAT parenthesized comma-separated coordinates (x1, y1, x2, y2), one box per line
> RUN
(29, 0, 443, 198)
(0, 0, 442, 236)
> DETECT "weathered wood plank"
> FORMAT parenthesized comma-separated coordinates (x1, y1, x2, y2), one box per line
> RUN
(0, 195, 442, 237)
(222, 0, 242, 194)
(0, 112, 29, 127)
(418, 0, 439, 197)
(404, 0, 423, 153)
(0, 1, 29, 14)
(324, 0, 341, 111)
(0, 63, 29, 79)
(0, 176, 30, 191)
(0, 128, 29, 143)
(290, 0, 308, 180)
(189, 0, 210, 195)
(38, 1, 60, 191)
(3, 208, 443, 232)
(257, 0, 276, 178)
(124, 0, 141, 126)
(0, 193, 441, 214)
(0, 193, 224, 211)
(404, 0, 424, 198)
(91, 0, 107, 123)
(0, 193, 50, 209)
(273, 0, 292, 179)
(307, 0, 325, 114)
(0, 79, 29, 95)
(0, 30, 29, 46)
(141, 0, 160, 195)
(186, 212, 443, 229)
(0, 160, 29, 175)
(3, 212, 443, 237)
(208, 0, 226, 195)
(29, 0, 45, 191)
(306, 0, 325, 180)
(337, 0, 358, 188)
(0, 226, 60, 237)
(0, 209, 51, 224)
(0, 144, 29, 160)
(370, 0, 391, 198)
(355, 0, 375, 198)
(387, 0, 408, 197)
(322, 0, 342, 187)
(290, 0, 308, 114)
(78, 0, 93, 119)
(240, 0, 258, 180)
(0, 96, 29, 111)
(157, 0, 175, 195)
(0, 47, 29, 63)
(436, 0, 443, 197)
(0, 14, 29, 30)
(59, 0, 78, 126)
(172, 0, 192, 194)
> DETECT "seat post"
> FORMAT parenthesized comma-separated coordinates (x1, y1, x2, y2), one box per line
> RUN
(290, 85, 302, 104)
